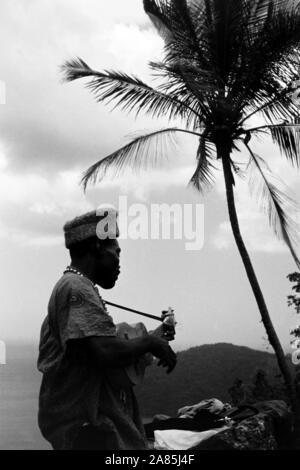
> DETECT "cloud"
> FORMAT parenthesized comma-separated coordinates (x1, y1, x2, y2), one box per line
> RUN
(0, 0, 163, 175)
(213, 218, 290, 254)
(0, 135, 198, 246)
(0, 142, 91, 245)
(107, 23, 163, 74)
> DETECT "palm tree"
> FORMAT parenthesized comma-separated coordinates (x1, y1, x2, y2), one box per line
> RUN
(62, 0, 300, 424)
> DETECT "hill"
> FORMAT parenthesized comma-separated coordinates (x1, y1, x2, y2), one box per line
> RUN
(135, 343, 279, 417)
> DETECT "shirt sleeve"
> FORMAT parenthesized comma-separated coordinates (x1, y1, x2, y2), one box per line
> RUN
(54, 276, 117, 348)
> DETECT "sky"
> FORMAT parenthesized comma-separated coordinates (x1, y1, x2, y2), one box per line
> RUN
(0, 0, 300, 354)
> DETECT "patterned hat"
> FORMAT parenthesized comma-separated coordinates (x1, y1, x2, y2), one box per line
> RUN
(63, 206, 118, 248)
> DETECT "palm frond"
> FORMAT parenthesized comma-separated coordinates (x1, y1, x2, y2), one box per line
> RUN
(171, 0, 209, 66)
(207, 0, 248, 84)
(244, 123, 300, 168)
(246, 144, 300, 268)
(261, 94, 300, 125)
(81, 127, 201, 191)
(145, 0, 223, 91)
(189, 133, 217, 194)
(248, 0, 287, 25)
(240, 84, 300, 126)
(150, 60, 218, 122)
(229, 1, 300, 117)
(61, 58, 200, 126)
(270, 124, 300, 167)
(143, 0, 173, 43)
(150, 60, 218, 92)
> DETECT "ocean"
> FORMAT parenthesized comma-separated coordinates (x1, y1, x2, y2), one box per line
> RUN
(0, 343, 50, 450)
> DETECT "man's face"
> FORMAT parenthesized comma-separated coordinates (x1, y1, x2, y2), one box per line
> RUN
(94, 238, 121, 289)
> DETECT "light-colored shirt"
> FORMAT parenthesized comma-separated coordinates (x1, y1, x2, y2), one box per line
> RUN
(37, 272, 148, 450)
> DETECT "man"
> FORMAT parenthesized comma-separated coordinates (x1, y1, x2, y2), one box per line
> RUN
(37, 209, 177, 450)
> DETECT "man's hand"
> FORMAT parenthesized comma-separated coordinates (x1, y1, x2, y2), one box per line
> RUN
(149, 336, 177, 374)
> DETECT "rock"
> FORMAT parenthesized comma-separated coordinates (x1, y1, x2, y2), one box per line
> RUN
(192, 413, 277, 450)
(191, 400, 292, 450)
(253, 400, 293, 448)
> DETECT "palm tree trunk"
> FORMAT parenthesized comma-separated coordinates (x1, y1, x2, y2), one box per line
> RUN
(219, 149, 300, 446)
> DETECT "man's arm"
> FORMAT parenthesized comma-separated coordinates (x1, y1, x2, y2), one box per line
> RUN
(80, 335, 177, 373)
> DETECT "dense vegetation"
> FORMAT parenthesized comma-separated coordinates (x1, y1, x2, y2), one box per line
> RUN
(136, 342, 284, 417)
